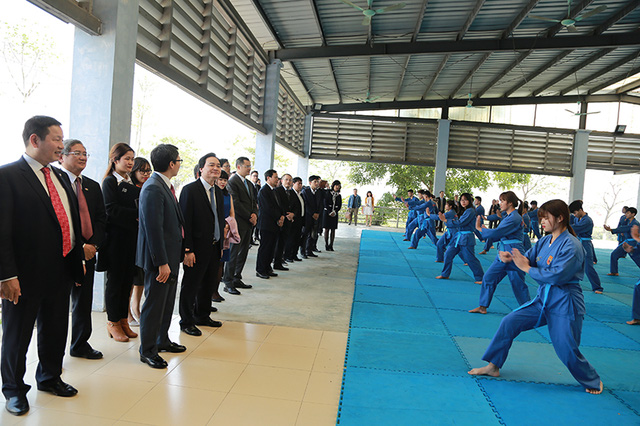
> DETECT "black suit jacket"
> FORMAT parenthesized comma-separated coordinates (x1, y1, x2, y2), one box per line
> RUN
(58, 170, 107, 263)
(288, 189, 303, 225)
(257, 185, 282, 232)
(179, 179, 225, 257)
(0, 158, 84, 295)
(302, 187, 321, 226)
(226, 174, 257, 232)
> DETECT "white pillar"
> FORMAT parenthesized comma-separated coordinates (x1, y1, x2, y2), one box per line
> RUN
(568, 129, 590, 202)
(434, 119, 450, 195)
(296, 114, 312, 179)
(635, 174, 640, 208)
(255, 60, 282, 174)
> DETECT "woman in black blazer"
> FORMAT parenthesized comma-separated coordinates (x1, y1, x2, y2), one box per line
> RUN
(97, 143, 139, 342)
(323, 180, 342, 251)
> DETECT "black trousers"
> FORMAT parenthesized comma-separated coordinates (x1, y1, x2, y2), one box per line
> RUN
(223, 223, 252, 286)
(179, 243, 220, 327)
(274, 222, 290, 266)
(1, 260, 73, 398)
(285, 221, 303, 259)
(105, 266, 135, 322)
(256, 229, 278, 274)
(70, 260, 96, 353)
(139, 269, 178, 358)
(303, 219, 319, 255)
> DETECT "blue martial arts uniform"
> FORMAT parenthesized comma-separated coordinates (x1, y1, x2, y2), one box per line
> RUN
(481, 230, 601, 391)
(528, 208, 542, 239)
(609, 217, 640, 274)
(398, 196, 418, 235)
(616, 215, 628, 243)
(407, 200, 439, 247)
(478, 211, 530, 308)
(522, 212, 532, 251)
(571, 214, 603, 292)
(482, 212, 503, 252)
(473, 204, 486, 241)
(440, 208, 484, 281)
(435, 210, 460, 262)
(632, 279, 640, 321)
(404, 197, 422, 238)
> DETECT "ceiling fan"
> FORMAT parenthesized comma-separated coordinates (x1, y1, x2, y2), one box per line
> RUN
(529, 1, 607, 32)
(359, 90, 380, 103)
(565, 101, 600, 116)
(465, 93, 486, 109)
(337, 0, 407, 26)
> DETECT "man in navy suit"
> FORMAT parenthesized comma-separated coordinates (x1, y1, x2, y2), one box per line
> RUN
(178, 153, 225, 336)
(136, 144, 185, 369)
(0, 116, 84, 416)
(58, 139, 107, 360)
(256, 169, 285, 278)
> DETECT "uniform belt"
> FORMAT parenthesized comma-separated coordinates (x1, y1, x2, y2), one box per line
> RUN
(455, 231, 472, 247)
(580, 237, 592, 241)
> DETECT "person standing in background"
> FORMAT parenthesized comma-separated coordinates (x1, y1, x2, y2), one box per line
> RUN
(323, 180, 342, 251)
(363, 191, 375, 227)
(347, 189, 361, 225)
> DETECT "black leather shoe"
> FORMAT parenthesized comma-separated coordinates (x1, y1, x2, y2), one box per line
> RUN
(234, 281, 253, 289)
(284, 258, 294, 263)
(196, 318, 223, 328)
(37, 379, 78, 397)
(70, 347, 103, 360)
(307, 252, 318, 258)
(313, 249, 321, 253)
(158, 342, 187, 353)
(181, 325, 202, 336)
(140, 354, 167, 369)
(211, 296, 225, 302)
(282, 260, 288, 266)
(293, 256, 302, 261)
(268, 271, 278, 277)
(256, 272, 270, 279)
(273, 265, 289, 271)
(300, 254, 308, 259)
(5, 395, 29, 416)
(224, 286, 241, 295)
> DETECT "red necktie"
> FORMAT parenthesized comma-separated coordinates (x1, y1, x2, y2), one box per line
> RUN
(75, 177, 93, 241)
(42, 167, 72, 256)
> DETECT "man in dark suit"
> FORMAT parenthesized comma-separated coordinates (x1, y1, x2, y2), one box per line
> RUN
(301, 175, 322, 258)
(436, 190, 446, 232)
(256, 169, 284, 279)
(285, 177, 304, 262)
(58, 139, 107, 360)
(0, 116, 84, 416)
(136, 144, 185, 369)
(178, 153, 225, 336)
(222, 157, 257, 294)
(273, 173, 295, 270)
(250, 170, 260, 244)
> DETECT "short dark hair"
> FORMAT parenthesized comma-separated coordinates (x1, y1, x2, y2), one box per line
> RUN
(198, 152, 218, 170)
(628, 207, 638, 216)
(131, 157, 152, 186)
(531, 200, 538, 206)
(251, 170, 259, 176)
(23, 116, 62, 146)
(281, 173, 292, 180)
(292, 177, 302, 184)
(264, 169, 277, 180)
(475, 196, 482, 202)
(219, 170, 229, 180)
(193, 164, 201, 180)
(62, 139, 84, 154)
(308, 175, 320, 183)
(568, 200, 583, 213)
(407, 190, 414, 194)
(150, 144, 179, 172)
(236, 156, 250, 167)
(219, 158, 228, 167)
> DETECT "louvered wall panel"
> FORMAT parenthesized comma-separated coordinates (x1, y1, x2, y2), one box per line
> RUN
(275, 85, 306, 155)
(448, 123, 574, 176)
(588, 132, 640, 172)
(311, 116, 438, 165)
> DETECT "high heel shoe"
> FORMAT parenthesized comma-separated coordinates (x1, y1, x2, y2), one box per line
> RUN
(120, 318, 138, 338)
(107, 321, 129, 342)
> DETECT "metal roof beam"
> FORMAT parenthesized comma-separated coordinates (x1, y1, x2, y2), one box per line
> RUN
(274, 32, 640, 61)
(561, 51, 640, 95)
(394, 0, 430, 101)
(28, 0, 102, 35)
(588, 64, 640, 94)
(315, 93, 627, 112)
(457, 0, 486, 40)
(615, 78, 640, 94)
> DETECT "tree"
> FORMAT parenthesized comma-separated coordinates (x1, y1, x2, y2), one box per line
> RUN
(0, 21, 57, 102)
(131, 75, 156, 153)
(309, 159, 351, 184)
(139, 136, 199, 190)
(601, 181, 627, 226)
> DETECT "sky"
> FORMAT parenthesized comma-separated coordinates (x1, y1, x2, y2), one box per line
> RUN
(1, 0, 639, 242)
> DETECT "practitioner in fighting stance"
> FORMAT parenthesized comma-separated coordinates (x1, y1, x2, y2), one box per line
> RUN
(568, 200, 603, 294)
(468, 199, 603, 395)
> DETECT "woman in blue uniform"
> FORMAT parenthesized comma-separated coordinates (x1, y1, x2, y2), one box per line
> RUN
(469, 191, 530, 314)
(434, 200, 458, 262)
(521, 201, 532, 251)
(627, 225, 640, 326)
(569, 200, 603, 294)
(436, 193, 484, 283)
(468, 199, 603, 394)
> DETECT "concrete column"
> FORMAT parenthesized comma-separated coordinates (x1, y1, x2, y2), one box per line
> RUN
(68, 0, 139, 310)
(635, 174, 640, 208)
(568, 129, 591, 202)
(433, 119, 450, 195)
(296, 114, 312, 179)
(255, 60, 283, 174)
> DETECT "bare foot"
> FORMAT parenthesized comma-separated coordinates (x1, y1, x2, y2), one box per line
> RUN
(586, 381, 603, 395)
(436, 276, 449, 280)
(594, 290, 603, 294)
(607, 273, 619, 276)
(479, 250, 487, 255)
(435, 260, 444, 263)
(464, 263, 468, 266)
(408, 247, 416, 250)
(468, 363, 500, 377)
(469, 306, 487, 314)
(627, 319, 640, 325)
(474, 281, 482, 285)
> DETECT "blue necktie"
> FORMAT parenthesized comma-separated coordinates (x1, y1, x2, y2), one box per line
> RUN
(210, 187, 221, 242)
(245, 179, 251, 196)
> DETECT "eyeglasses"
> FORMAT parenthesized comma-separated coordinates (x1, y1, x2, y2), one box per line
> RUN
(67, 151, 90, 158)
(173, 159, 184, 163)
(139, 169, 152, 175)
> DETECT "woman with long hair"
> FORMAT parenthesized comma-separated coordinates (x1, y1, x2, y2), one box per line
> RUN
(469, 199, 603, 395)
(97, 143, 139, 342)
(323, 180, 342, 251)
(469, 191, 530, 314)
(437, 193, 484, 283)
(212, 170, 235, 304)
(363, 191, 374, 227)
(127, 157, 152, 326)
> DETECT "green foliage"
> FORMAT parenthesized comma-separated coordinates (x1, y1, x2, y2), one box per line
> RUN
(139, 136, 199, 189)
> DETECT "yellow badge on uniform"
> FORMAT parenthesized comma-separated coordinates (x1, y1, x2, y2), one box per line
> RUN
(547, 255, 553, 265)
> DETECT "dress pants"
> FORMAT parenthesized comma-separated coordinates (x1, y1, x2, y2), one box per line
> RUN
(274, 222, 290, 266)
(139, 270, 178, 358)
(285, 220, 303, 259)
(70, 260, 96, 353)
(1, 258, 73, 399)
(179, 243, 220, 328)
(223, 222, 252, 285)
(257, 229, 278, 274)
